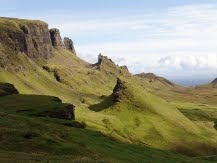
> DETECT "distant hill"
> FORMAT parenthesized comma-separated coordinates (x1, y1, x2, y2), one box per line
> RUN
(135, 72, 175, 87)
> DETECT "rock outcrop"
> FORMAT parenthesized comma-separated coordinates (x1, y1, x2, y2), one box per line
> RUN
(42, 66, 62, 83)
(44, 104, 75, 120)
(97, 53, 115, 65)
(0, 18, 76, 69)
(0, 18, 53, 59)
(211, 78, 217, 84)
(49, 28, 64, 49)
(64, 37, 76, 54)
(0, 83, 19, 96)
(112, 78, 126, 102)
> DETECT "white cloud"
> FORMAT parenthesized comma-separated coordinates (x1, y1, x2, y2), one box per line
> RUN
(70, 3, 217, 79)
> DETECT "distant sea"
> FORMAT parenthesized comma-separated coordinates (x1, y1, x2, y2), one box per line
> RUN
(170, 78, 213, 87)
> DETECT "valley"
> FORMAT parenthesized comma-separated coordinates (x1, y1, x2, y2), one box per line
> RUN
(0, 17, 217, 162)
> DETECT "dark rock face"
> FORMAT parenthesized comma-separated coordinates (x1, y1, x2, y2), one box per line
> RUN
(54, 69, 62, 83)
(49, 28, 64, 49)
(97, 53, 114, 65)
(0, 23, 53, 59)
(211, 78, 217, 84)
(42, 66, 62, 83)
(45, 104, 75, 120)
(64, 37, 76, 54)
(112, 78, 126, 102)
(0, 83, 19, 96)
(63, 121, 86, 129)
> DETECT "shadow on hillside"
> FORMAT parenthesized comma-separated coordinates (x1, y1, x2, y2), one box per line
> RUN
(89, 95, 114, 112)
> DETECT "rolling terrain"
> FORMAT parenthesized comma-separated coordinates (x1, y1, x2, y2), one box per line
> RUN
(0, 17, 217, 162)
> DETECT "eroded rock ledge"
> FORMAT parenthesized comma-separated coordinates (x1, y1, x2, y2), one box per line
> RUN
(49, 28, 76, 54)
(0, 18, 76, 63)
(112, 78, 127, 102)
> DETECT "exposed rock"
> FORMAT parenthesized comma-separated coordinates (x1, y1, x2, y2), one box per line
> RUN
(214, 121, 217, 130)
(64, 37, 76, 54)
(97, 53, 114, 65)
(63, 121, 86, 129)
(211, 78, 217, 85)
(54, 69, 62, 83)
(112, 78, 126, 102)
(120, 65, 128, 71)
(120, 65, 130, 75)
(42, 66, 62, 83)
(0, 83, 19, 96)
(42, 66, 52, 72)
(44, 104, 75, 120)
(0, 20, 53, 59)
(49, 28, 64, 49)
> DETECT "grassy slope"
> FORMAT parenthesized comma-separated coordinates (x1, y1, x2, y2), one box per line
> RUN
(0, 50, 217, 158)
(88, 80, 217, 155)
(0, 94, 200, 162)
(0, 17, 217, 161)
(0, 17, 46, 32)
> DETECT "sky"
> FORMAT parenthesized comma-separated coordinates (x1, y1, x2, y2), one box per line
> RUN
(1, 0, 217, 82)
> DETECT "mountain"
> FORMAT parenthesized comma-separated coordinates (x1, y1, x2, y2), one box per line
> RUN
(0, 17, 217, 162)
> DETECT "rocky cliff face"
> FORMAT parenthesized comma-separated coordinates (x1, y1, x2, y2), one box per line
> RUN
(64, 37, 76, 54)
(0, 18, 53, 59)
(49, 29, 76, 54)
(0, 18, 76, 64)
(112, 78, 126, 102)
(49, 28, 64, 49)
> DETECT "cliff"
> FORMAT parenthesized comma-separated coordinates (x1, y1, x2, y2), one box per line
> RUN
(0, 17, 76, 67)
(0, 17, 53, 59)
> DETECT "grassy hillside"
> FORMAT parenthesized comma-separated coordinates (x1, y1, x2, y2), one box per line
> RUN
(0, 17, 217, 161)
(0, 94, 204, 162)
(88, 79, 217, 155)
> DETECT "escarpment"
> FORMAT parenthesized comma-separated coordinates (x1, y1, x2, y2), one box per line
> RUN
(0, 18, 53, 59)
(0, 17, 76, 68)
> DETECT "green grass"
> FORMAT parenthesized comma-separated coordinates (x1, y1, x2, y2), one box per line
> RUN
(0, 17, 217, 161)
(0, 94, 205, 162)
(0, 17, 46, 32)
(0, 49, 217, 159)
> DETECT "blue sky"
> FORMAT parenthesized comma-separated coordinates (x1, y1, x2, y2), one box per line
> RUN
(1, 0, 217, 80)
